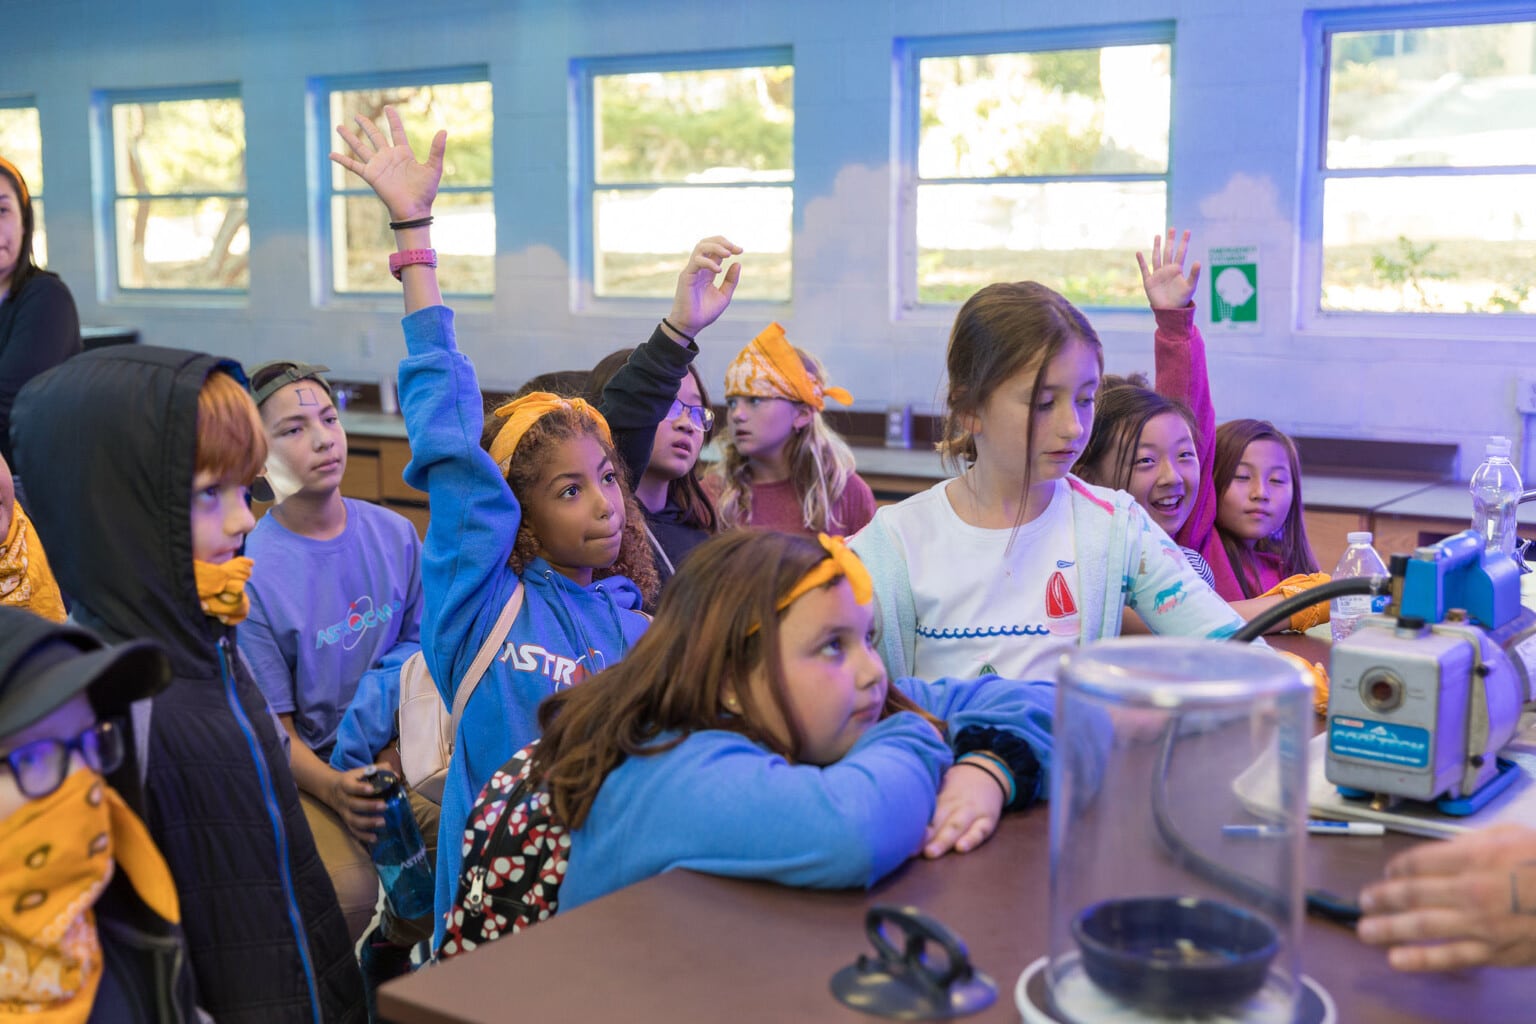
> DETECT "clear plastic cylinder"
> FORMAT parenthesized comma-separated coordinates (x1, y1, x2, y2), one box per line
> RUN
(1047, 638, 1311, 1023)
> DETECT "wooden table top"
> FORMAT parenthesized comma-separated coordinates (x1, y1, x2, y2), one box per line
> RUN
(381, 632, 1535, 1022)
(380, 807, 1534, 1023)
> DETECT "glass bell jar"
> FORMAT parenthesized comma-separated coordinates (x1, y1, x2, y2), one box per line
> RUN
(1039, 637, 1316, 1024)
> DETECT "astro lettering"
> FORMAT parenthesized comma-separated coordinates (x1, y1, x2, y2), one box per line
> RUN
(314, 596, 400, 650)
(496, 643, 605, 689)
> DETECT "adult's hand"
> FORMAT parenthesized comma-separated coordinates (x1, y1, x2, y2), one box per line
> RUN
(1357, 824, 1536, 971)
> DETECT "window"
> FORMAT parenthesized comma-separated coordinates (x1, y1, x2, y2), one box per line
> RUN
(578, 51, 793, 301)
(319, 71, 493, 297)
(101, 88, 247, 292)
(1309, 10, 1536, 316)
(900, 28, 1172, 309)
(0, 101, 44, 266)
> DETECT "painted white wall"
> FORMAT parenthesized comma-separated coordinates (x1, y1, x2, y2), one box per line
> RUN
(4, 0, 1531, 474)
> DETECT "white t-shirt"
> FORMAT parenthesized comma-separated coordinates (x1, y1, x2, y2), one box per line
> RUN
(891, 478, 1080, 682)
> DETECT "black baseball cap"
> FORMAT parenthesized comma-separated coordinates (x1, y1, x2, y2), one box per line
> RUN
(0, 608, 171, 739)
(248, 361, 334, 408)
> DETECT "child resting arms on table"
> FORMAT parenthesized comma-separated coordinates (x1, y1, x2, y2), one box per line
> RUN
(440, 529, 1056, 958)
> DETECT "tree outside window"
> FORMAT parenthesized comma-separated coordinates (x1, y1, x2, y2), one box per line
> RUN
(326, 78, 493, 296)
(1319, 18, 1536, 314)
(108, 92, 247, 291)
(587, 58, 793, 301)
(908, 39, 1171, 308)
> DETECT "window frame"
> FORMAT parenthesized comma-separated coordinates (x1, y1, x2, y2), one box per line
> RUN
(894, 22, 1176, 317)
(0, 97, 43, 267)
(308, 65, 494, 304)
(571, 46, 795, 311)
(1299, 1, 1536, 333)
(93, 83, 248, 301)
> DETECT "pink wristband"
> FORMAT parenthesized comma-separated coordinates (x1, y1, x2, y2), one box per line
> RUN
(389, 248, 438, 281)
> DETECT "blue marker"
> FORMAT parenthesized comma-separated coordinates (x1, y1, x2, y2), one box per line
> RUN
(1305, 819, 1385, 836)
(1222, 820, 1386, 838)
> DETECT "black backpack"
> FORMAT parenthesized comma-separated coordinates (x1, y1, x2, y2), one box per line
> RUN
(439, 741, 569, 960)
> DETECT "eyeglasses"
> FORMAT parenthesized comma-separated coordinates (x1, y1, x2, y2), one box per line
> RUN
(666, 399, 715, 432)
(1, 719, 125, 800)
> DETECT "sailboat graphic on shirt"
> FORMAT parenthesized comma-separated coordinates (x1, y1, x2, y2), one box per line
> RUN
(1045, 568, 1080, 637)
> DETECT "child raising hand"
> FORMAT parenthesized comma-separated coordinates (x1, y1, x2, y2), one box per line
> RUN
(332, 107, 654, 955)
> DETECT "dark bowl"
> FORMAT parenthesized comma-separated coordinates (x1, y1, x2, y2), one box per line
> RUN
(1071, 896, 1280, 1014)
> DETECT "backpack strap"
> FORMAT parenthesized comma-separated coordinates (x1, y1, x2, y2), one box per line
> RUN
(642, 521, 676, 577)
(445, 582, 525, 755)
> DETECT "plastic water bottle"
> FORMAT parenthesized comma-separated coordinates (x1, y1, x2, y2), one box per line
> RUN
(364, 768, 434, 919)
(1470, 435, 1523, 562)
(1331, 532, 1388, 643)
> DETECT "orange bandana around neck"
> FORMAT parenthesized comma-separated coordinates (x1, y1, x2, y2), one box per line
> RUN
(0, 504, 66, 623)
(194, 556, 253, 626)
(723, 323, 852, 411)
(488, 393, 612, 475)
(0, 772, 179, 1021)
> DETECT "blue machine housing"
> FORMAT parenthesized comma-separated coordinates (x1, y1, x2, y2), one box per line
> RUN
(1398, 530, 1523, 631)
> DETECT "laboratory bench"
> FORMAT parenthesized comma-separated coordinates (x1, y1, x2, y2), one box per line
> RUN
(332, 409, 1524, 573)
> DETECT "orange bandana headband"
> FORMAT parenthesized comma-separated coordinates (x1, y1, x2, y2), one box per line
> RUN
(750, 535, 872, 635)
(723, 323, 852, 411)
(0, 155, 30, 207)
(489, 392, 612, 474)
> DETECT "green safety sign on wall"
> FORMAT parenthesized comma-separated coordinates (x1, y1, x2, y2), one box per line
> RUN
(1209, 246, 1259, 328)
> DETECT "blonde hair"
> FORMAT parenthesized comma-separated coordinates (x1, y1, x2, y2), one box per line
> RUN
(714, 348, 858, 533)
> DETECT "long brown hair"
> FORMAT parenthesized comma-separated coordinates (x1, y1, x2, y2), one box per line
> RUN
(939, 282, 1102, 474)
(586, 348, 718, 533)
(1077, 373, 1199, 492)
(1213, 418, 1318, 597)
(484, 402, 659, 605)
(714, 347, 857, 533)
(530, 530, 942, 828)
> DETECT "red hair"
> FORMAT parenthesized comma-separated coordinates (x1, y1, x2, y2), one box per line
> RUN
(195, 370, 267, 484)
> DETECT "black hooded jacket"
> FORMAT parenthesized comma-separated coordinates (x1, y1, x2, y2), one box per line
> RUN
(12, 345, 364, 1023)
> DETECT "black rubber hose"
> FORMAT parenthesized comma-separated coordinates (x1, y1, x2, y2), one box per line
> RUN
(1229, 574, 1393, 643)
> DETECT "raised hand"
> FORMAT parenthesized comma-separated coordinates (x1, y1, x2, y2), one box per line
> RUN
(1136, 228, 1202, 310)
(329, 106, 446, 223)
(668, 236, 743, 338)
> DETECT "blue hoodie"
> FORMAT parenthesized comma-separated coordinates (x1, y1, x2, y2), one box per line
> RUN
(559, 674, 1056, 911)
(398, 306, 649, 949)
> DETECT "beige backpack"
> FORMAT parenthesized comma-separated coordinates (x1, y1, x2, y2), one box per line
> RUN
(397, 584, 524, 804)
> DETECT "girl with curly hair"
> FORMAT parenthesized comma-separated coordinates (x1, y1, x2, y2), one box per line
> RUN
(329, 106, 655, 951)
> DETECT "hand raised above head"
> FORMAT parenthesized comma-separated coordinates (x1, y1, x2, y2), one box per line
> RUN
(329, 105, 446, 223)
(668, 235, 743, 340)
(1137, 227, 1202, 311)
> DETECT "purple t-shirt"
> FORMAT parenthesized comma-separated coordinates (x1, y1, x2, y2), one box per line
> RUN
(239, 498, 424, 757)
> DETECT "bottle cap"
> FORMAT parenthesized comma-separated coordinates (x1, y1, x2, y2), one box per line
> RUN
(1347, 531, 1372, 544)
(1487, 436, 1512, 457)
(363, 767, 401, 795)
